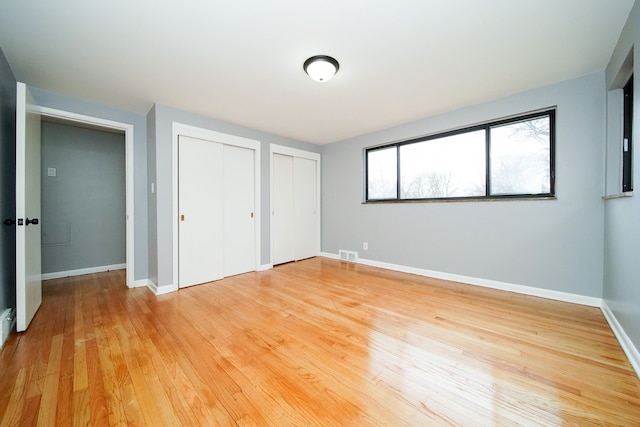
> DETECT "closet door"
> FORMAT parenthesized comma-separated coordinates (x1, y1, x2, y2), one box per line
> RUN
(223, 144, 255, 276)
(272, 154, 295, 265)
(178, 135, 224, 288)
(293, 157, 318, 261)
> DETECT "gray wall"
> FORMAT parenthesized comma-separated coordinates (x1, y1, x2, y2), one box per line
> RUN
(604, 2, 640, 353)
(147, 104, 320, 287)
(0, 47, 16, 313)
(41, 121, 125, 273)
(322, 72, 606, 297)
(30, 88, 148, 282)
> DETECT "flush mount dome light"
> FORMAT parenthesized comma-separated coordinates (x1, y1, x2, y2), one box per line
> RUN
(303, 55, 339, 82)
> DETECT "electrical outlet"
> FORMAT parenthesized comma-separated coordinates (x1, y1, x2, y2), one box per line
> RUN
(363, 242, 368, 250)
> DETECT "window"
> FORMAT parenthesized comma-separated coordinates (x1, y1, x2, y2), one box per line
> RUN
(365, 110, 555, 201)
(623, 75, 633, 192)
(367, 146, 397, 199)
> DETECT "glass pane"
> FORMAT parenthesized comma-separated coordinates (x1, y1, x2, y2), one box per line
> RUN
(399, 130, 486, 199)
(490, 117, 551, 195)
(367, 147, 397, 199)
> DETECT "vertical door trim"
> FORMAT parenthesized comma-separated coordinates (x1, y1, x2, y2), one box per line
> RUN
(172, 123, 261, 290)
(269, 144, 321, 267)
(36, 106, 135, 288)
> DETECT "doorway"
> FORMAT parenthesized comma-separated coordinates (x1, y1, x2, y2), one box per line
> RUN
(40, 119, 126, 280)
(38, 107, 135, 287)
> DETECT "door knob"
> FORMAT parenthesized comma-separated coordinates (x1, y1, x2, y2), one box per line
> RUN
(25, 218, 39, 226)
(3, 219, 15, 226)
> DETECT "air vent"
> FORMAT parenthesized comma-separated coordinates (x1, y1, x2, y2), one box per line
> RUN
(338, 250, 358, 263)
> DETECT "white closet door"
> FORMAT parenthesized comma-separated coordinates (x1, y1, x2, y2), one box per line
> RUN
(223, 144, 255, 276)
(293, 157, 318, 260)
(272, 154, 295, 265)
(178, 135, 224, 288)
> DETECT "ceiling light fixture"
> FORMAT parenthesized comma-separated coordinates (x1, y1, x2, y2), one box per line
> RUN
(303, 55, 339, 82)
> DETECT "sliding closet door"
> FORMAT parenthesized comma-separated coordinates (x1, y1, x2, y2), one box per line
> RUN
(178, 135, 224, 288)
(272, 150, 319, 265)
(223, 144, 255, 276)
(272, 154, 295, 265)
(293, 157, 318, 261)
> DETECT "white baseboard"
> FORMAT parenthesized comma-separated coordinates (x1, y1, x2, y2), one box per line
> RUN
(601, 301, 640, 379)
(147, 265, 272, 296)
(132, 279, 152, 289)
(154, 283, 178, 296)
(258, 264, 273, 271)
(320, 251, 339, 260)
(42, 263, 126, 281)
(321, 253, 601, 307)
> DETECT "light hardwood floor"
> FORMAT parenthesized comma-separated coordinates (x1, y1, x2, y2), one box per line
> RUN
(1, 257, 639, 426)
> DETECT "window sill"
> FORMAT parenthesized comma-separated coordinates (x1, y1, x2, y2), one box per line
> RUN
(602, 192, 633, 200)
(363, 196, 557, 204)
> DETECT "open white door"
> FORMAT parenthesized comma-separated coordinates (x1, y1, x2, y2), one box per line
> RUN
(16, 82, 42, 332)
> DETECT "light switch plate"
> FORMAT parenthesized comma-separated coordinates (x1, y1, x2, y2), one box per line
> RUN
(47, 167, 57, 177)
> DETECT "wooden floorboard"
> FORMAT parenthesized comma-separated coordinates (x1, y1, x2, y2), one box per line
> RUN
(1, 257, 639, 426)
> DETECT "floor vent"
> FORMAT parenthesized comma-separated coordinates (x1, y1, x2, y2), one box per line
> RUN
(0, 308, 15, 350)
(338, 250, 358, 263)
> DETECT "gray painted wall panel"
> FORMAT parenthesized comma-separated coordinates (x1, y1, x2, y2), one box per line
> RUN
(29, 88, 148, 281)
(322, 72, 606, 297)
(0, 47, 16, 312)
(149, 104, 320, 286)
(41, 121, 125, 273)
(604, 2, 640, 352)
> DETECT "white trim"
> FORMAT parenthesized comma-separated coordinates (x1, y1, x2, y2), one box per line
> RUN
(602, 191, 634, 200)
(146, 280, 158, 295)
(321, 253, 602, 307)
(258, 264, 273, 271)
(269, 144, 321, 265)
(41, 263, 126, 280)
(172, 123, 261, 291)
(320, 251, 339, 260)
(270, 144, 321, 161)
(155, 283, 178, 296)
(37, 106, 135, 288)
(601, 301, 640, 378)
(144, 279, 178, 296)
(133, 279, 152, 288)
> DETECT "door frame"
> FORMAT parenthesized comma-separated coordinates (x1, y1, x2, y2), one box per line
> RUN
(172, 123, 261, 289)
(37, 106, 135, 288)
(269, 144, 321, 267)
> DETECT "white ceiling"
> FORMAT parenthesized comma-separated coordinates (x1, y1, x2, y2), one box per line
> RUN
(0, 1, 634, 145)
